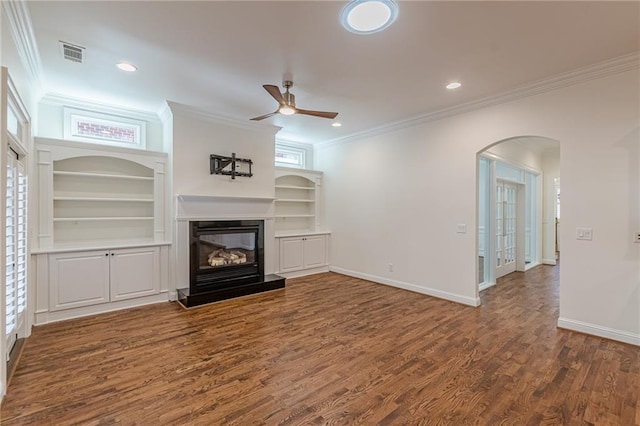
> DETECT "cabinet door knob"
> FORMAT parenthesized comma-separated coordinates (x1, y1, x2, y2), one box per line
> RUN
(111, 253, 114, 256)
(105, 253, 109, 256)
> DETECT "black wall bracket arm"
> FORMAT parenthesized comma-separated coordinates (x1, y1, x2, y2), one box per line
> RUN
(210, 153, 253, 179)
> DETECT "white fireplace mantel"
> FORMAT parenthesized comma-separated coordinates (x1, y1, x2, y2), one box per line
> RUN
(173, 194, 277, 295)
(176, 194, 275, 221)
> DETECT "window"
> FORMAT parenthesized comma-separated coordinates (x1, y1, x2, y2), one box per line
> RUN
(5, 152, 26, 358)
(63, 107, 146, 149)
(275, 142, 312, 169)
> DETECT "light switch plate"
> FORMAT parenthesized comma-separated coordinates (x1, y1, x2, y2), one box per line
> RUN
(576, 227, 592, 240)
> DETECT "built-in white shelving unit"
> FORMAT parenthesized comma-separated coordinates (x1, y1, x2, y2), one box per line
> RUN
(274, 167, 330, 277)
(33, 137, 171, 325)
(275, 168, 320, 234)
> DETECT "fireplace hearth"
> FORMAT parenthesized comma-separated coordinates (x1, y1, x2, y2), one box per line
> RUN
(177, 220, 285, 308)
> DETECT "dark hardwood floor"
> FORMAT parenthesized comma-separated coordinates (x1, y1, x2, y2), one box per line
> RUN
(2, 265, 638, 424)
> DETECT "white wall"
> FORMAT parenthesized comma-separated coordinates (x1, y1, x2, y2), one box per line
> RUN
(315, 69, 640, 345)
(170, 104, 278, 198)
(1, 7, 38, 116)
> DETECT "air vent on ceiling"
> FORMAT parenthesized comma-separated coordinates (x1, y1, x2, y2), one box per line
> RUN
(60, 41, 85, 63)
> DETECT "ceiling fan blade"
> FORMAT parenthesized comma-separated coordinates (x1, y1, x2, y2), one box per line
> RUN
(250, 111, 279, 121)
(296, 109, 339, 119)
(263, 85, 285, 104)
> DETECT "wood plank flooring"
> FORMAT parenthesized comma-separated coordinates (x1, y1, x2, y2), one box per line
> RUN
(2, 265, 639, 425)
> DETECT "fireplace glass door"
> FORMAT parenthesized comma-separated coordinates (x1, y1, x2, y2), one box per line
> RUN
(190, 220, 264, 291)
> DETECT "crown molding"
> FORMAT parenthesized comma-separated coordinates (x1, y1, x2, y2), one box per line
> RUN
(316, 52, 640, 150)
(2, 0, 44, 93)
(275, 136, 313, 148)
(166, 101, 281, 134)
(157, 101, 173, 124)
(40, 93, 161, 123)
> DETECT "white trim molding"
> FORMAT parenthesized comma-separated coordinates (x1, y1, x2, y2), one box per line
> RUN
(542, 259, 557, 266)
(330, 266, 481, 307)
(558, 317, 640, 347)
(1, 0, 43, 93)
(316, 52, 640, 150)
(40, 93, 161, 124)
(167, 101, 281, 134)
(479, 281, 496, 292)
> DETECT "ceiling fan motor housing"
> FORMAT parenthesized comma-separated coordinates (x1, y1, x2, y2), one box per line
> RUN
(283, 92, 295, 107)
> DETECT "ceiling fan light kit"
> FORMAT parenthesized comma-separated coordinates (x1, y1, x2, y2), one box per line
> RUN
(250, 80, 338, 121)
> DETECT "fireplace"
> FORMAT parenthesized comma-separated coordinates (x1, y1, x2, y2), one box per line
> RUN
(190, 220, 263, 291)
(178, 219, 285, 308)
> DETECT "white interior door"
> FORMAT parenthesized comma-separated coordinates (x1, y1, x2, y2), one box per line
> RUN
(495, 180, 517, 279)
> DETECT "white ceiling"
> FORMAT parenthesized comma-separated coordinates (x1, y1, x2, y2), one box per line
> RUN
(26, 1, 640, 144)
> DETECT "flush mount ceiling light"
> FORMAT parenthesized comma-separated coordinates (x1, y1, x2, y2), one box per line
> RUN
(341, 0, 399, 34)
(332, 122, 343, 127)
(116, 62, 137, 72)
(446, 82, 462, 90)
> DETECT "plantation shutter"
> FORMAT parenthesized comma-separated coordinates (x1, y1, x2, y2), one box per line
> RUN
(5, 150, 17, 354)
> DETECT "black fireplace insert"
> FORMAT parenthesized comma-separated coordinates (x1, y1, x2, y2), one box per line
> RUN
(190, 220, 264, 293)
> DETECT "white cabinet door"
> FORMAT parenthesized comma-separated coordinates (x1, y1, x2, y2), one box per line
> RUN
(280, 237, 304, 272)
(279, 235, 328, 273)
(303, 235, 327, 268)
(49, 250, 110, 311)
(110, 247, 160, 301)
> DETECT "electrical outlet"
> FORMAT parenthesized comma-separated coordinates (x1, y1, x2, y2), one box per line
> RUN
(388, 264, 394, 272)
(457, 224, 467, 234)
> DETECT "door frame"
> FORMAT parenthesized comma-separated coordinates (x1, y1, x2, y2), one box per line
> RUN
(478, 150, 542, 290)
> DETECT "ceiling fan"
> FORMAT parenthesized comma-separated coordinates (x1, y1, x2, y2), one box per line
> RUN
(250, 80, 338, 121)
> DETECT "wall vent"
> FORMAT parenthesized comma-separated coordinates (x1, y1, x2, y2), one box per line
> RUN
(60, 41, 85, 63)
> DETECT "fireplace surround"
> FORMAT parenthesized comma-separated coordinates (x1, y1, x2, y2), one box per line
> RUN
(177, 219, 284, 307)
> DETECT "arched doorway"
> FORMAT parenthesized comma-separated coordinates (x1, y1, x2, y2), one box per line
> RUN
(477, 136, 560, 290)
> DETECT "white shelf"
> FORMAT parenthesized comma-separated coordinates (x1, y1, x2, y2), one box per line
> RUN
(275, 199, 315, 203)
(54, 197, 154, 202)
(53, 217, 154, 222)
(53, 171, 154, 181)
(32, 240, 171, 254)
(275, 185, 314, 190)
(275, 171, 321, 234)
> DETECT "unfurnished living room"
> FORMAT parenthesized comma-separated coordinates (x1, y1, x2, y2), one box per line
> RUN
(0, 1, 639, 424)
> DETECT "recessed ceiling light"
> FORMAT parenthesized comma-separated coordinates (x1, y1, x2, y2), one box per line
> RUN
(332, 122, 342, 127)
(446, 82, 462, 90)
(341, 0, 399, 34)
(116, 62, 137, 72)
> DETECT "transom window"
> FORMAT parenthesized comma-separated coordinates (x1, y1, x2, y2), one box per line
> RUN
(63, 107, 146, 149)
(275, 142, 311, 169)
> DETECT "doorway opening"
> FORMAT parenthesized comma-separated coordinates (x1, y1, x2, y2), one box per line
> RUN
(477, 136, 560, 290)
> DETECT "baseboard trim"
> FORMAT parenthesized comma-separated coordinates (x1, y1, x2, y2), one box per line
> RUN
(479, 281, 496, 291)
(34, 292, 169, 325)
(330, 266, 481, 307)
(558, 317, 640, 346)
(542, 259, 557, 265)
(276, 265, 330, 279)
